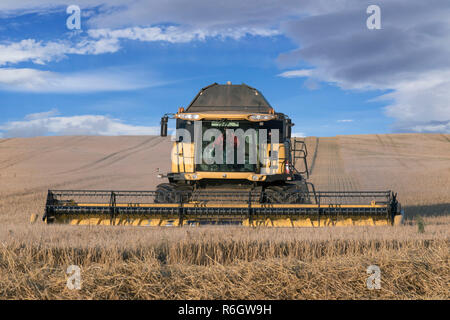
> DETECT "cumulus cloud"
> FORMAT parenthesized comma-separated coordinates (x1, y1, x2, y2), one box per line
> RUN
(0, 67, 154, 93)
(0, 0, 335, 32)
(378, 71, 450, 131)
(0, 39, 67, 65)
(0, 111, 160, 138)
(0, 26, 278, 68)
(0, 38, 121, 66)
(277, 0, 450, 133)
(82, 0, 312, 30)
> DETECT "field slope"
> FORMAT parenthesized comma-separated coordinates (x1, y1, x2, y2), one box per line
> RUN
(0, 134, 448, 299)
(301, 134, 450, 217)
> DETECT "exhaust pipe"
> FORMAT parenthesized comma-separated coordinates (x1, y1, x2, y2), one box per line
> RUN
(160, 115, 168, 137)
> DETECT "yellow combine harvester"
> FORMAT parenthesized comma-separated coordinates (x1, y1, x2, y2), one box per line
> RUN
(43, 83, 403, 227)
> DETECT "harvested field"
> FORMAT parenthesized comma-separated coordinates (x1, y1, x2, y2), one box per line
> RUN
(0, 133, 449, 299)
(1, 222, 449, 299)
(299, 134, 450, 217)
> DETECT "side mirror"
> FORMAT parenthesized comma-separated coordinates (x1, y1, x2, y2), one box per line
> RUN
(160, 115, 168, 137)
(286, 119, 294, 139)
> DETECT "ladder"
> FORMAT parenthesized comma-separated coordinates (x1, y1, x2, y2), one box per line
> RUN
(292, 138, 309, 179)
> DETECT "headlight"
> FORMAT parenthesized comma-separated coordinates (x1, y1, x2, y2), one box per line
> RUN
(249, 114, 275, 121)
(185, 173, 198, 180)
(178, 113, 200, 120)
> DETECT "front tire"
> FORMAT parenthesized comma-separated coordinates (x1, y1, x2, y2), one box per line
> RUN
(154, 183, 192, 203)
(264, 183, 311, 204)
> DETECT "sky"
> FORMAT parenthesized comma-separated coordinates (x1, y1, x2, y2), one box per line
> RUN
(0, 0, 449, 138)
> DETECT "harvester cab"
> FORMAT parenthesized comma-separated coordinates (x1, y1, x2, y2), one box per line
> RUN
(43, 82, 403, 227)
(158, 83, 309, 191)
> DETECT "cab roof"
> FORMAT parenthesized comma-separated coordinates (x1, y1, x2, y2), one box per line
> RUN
(185, 83, 274, 114)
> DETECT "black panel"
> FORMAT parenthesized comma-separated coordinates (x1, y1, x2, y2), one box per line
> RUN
(185, 83, 273, 113)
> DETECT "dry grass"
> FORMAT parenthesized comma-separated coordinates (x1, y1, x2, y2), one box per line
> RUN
(0, 134, 449, 299)
(1, 223, 449, 299)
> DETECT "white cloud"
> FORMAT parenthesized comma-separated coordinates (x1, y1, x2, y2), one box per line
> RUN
(1, 0, 449, 133)
(0, 38, 120, 66)
(0, 67, 154, 93)
(0, 1, 284, 55)
(83, 1, 313, 30)
(373, 70, 450, 132)
(278, 0, 450, 133)
(0, 112, 160, 138)
(0, 1, 121, 17)
(407, 121, 450, 133)
(337, 119, 353, 123)
(88, 26, 279, 43)
(0, 39, 66, 65)
(277, 69, 314, 78)
(24, 108, 60, 120)
(0, 26, 277, 67)
(278, 69, 321, 90)
(71, 37, 121, 55)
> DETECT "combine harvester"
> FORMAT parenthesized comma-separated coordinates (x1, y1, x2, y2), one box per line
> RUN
(43, 83, 403, 227)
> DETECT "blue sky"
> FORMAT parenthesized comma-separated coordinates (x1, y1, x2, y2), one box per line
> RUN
(0, 1, 449, 138)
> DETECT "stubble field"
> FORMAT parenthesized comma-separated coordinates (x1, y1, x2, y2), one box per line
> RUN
(0, 134, 449, 299)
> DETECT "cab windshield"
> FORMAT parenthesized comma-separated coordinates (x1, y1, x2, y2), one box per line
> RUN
(196, 120, 283, 172)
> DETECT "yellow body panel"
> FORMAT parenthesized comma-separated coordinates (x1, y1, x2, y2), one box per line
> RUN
(57, 216, 391, 227)
(53, 200, 393, 227)
(62, 217, 391, 227)
(172, 142, 195, 173)
(175, 112, 274, 121)
(29, 213, 38, 224)
(172, 141, 287, 178)
(62, 215, 180, 226)
(185, 172, 267, 181)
